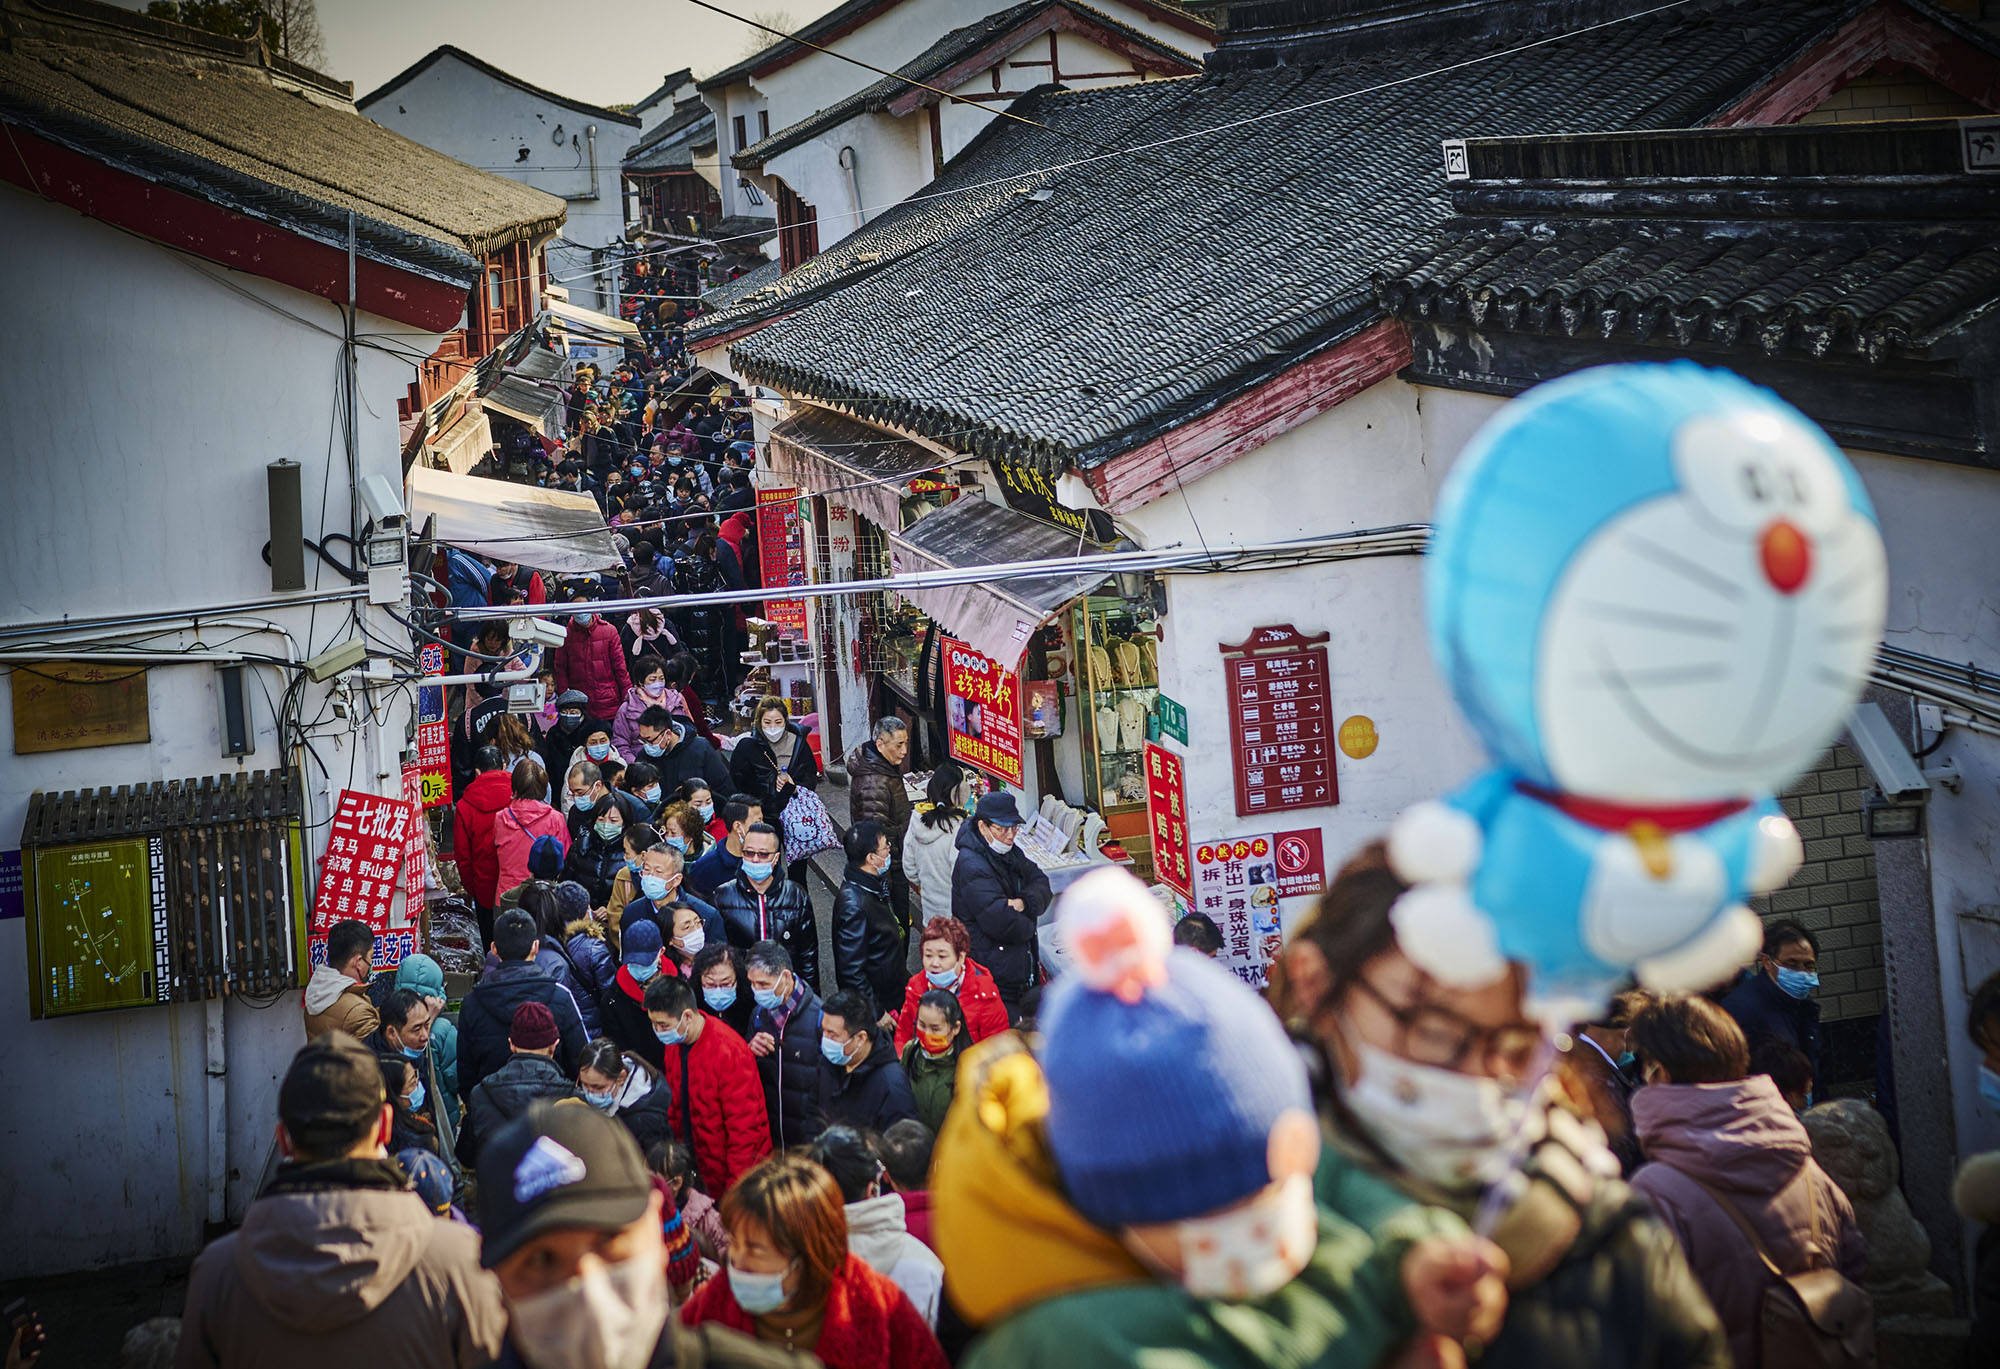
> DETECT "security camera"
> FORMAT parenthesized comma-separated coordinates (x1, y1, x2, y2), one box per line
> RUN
(359, 473, 406, 527)
(511, 616, 569, 650)
(1845, 702, 1930, 802)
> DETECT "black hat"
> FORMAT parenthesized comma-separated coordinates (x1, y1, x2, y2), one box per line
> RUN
(477, 1102, 652, 1268)
(279, 1031, 385, 1152)
(974, 791, 1024, 827)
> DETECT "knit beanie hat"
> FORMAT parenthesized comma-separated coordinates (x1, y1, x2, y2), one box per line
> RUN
(1040, 867, 1308, 1229)
(552, 881, 592, 926)
(510, 1001, 560, 1051)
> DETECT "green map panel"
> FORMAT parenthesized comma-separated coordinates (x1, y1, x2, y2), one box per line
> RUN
(31, 839, 160, 1016)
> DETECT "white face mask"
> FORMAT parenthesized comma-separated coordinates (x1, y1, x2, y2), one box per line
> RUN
(1164, 1173, 1318, 1301)
(1339, 1038, 1536, 1193)
(678, 926, 706, 957)
(762, 723, 786, 743)
(507, 1252, 669, 1369)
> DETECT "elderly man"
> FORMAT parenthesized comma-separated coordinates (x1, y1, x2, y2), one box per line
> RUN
(848, 716, 915, 936)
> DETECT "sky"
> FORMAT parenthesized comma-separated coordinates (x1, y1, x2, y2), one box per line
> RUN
(115, 0, 846, 103)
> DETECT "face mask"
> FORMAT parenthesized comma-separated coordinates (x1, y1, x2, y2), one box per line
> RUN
(586, 742, 611, 761)
(741, 860, 775, 883)
(1616, 1050, 1637, 1072)
(641, 743, 665, 759)
(560, 711, 584, 728)
(727, 1261, 795, 1317)
(643, 681, 666, 697)
(628, 960, 660, 983)
(569, 792, 593, 812)
(1339, 1037, 1535, 1194)
(625, 857, 643, 875)
(695, 802, 714, 821)
(575, 613, 596, 629)
(507, 1252, 669, 1369)
(1157, 1173, 1317, 1301)
(821, 1035, 850, 1067)
(926, 966, 960, 990)
(595, 820, 623, 842)
(918, 1029, 954, 1057)
(1775, 967, 1819, 1000)
(585, 1088, 618, 1113)
(639, 873, 670, 901)
(406, 1081, 426, 1113)
(631, 465, 645, 478)
(664, 834, 687, 853)
(399, 1043, 425, 1060)
(878, 852, 893, 873)
(678, 927, 706, 957)
(641, 785, 662, 804)
(752, 986, 782, 1011)
(705, 984, 737, 1011)
(762, 723, 786, 742)
(986, 836, 1014, 855)
(654, 1022, 686, 1046)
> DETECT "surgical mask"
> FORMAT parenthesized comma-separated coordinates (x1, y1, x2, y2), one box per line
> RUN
(821, 1035, 850, 1067)
(641, 785, 662, 804)
(1981, 1065, 2000, 1115)
(569, 791, 594, 811)
(575, 613, 596, 628)
(595, 819, 623, 842)
(762, 723, 786, 742)
(560, 711, 584, 727)
(752, 987, 782, 1011)
(664, 834, 687, 853)
(705, 985, 737, 1012)
(695, 801, 714, 821)
(625, 857, 643, 875)
(586, 742, 611, 761)
(399, 1043, 425, 1060)
(506, 1252, 669, 1369)
(643, 680, 667, 698)
(628, 960, 660, 983)
(654, 1022, 686, 1046)
(631, 464, 645, 477)
(678, 927, 706, 957)
(1143, 1172, 1318, 1301)
(926, 967, 960, 990)
(406, 1081, 426, 1112)
(585, 1088, 618, 1113)
(741, 860, 775, 883)
(1339, 1038, 1536, 1194)
(726, 1261, 795, 1317)
(639, 873, 670, 901)
(1616, 1050, 1637, 1073)
(1776, 967, 1819, 1000)
(641, 743, 665, 758)
(986, 836, 1014, 855)
(878, 852, 893, 873)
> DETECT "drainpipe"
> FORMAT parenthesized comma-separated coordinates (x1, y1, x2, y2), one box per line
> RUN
(564, 126, 600, 202)
(205, 998, 228, 1228)
(838, 145, 864, 230)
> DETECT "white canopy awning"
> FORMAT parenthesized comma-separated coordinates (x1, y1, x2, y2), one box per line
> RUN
(426, 407, 492, 476)
(407, 466, 622, 575)
(545, 299, 641, 345)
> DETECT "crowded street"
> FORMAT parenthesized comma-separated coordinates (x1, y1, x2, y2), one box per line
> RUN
(4, 0, 2000, 1366)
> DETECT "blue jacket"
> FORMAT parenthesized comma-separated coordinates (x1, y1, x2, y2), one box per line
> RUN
(686, 843, 741, 900)
(1720, 969, 1822, 1081)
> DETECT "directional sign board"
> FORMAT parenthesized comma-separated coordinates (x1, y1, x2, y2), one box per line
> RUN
(1220, 624, 1337, 819)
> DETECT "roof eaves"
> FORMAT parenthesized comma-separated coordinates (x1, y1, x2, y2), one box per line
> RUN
(696, 0, 900, 91)
(359, 45, 642, 127)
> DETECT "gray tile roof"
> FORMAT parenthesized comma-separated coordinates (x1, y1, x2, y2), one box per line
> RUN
(359, 45, 642, 127)
(624, 98, 716, 173)
(702, 257, 783, 309)
(700, 0, 1889, 475)
(634, 69, 696, 115)
(734, 0, 1200, 169)
(1, 0, 566, 278)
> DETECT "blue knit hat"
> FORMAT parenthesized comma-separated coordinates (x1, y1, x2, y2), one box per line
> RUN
(1041, 905, 1307, 1228)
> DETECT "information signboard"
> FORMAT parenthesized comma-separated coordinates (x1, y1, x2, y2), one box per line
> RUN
(1221, 624, 1337, 818)
(416, 643, 449, 808)
(309, 790, 413, 971)
(1143, 742, 1191, 898)
(755, 486, 809, 632)
(941, 637, 1024, 787)
(27, 837, 168, 1015)
(1191, 835, 1281, 987)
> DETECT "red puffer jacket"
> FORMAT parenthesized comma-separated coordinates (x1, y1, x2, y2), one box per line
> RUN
(682, 1252, 947, 1369)
(892, 958, 1010, 1054)
(554, 618, 632, 719)
(665, 1015, 773, 1200)
(453, 768, 514, 907)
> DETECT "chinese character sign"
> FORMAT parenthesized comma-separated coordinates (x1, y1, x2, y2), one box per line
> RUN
(309, 789, 413, 971)
(941, 637, 1024, 787)
(1191, 835, 1281, 988)
(402, 765, 428, 902)
(755, 486, 809, 632)
(416, 643, 450, 809)
(1143, 743, 1191, 898)
(1221, 624, 1337, 818)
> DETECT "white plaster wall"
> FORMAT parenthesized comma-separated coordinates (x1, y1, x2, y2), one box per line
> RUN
(360, 55, 638, 310)
(0, 188, 428, 1276)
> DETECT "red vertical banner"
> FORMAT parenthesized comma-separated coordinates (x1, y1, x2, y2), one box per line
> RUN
(310, 789, 414, 971)
(416, 642, 450, 809)
(402, 764, 428, 902)
(941, 637, 1024, 787)
(755, 486, 809, 632)
(1143, 742, 1191, 898)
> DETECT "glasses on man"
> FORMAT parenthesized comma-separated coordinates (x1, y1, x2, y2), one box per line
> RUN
(742, 845, 780, 861)
(1348, 976, 1543, 1081)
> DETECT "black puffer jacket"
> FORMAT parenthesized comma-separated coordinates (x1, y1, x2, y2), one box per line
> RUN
(562, 825, 628, 906)
(459, 1053, 577, 1166)
(753, 983, 825, 1149)
(611, 1074, 677, 1154)
(648, 719, 736, 798)
(833, 864, 905, 1018)
(713, 868, 818, 990)
(950, 823, 1051, 1004)
(456, 960, 588, 1099)
(819, 1029, 919, 1135)
(728, 722, 819, 819)
(846, 741, 911, 841)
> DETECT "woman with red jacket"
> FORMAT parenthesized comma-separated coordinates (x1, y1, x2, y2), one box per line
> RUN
(553, 603, 632, 719)
(891, 916, 1010, 1055)
(682, 1153, 946, 1369)
(643, 974, 773, 1200)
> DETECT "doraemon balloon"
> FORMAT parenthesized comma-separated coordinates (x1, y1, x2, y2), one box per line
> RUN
(1389, 363, 1887, 1013)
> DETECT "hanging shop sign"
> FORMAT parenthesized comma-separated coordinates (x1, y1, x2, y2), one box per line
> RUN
(756, 486, 810, 632)
(416, 643, 450, 808)
(1143, 742, 1192, 898)
(402, 765, 428, 902)
(989, 459, 1117, 546)
(942, 637, 1024, 787)
(825, 502, 857, 577)
(1191, 835, 1281, 988)
(1220, 624, 1337, 818)
(310, 789, 414, 972)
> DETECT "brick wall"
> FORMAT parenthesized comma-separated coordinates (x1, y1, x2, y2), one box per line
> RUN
(1750, 743, 1884, 1021)
(1798, 66, 1985, 124)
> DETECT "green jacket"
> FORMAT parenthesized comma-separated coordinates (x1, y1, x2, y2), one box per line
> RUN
(900, 1040, 959, 1134)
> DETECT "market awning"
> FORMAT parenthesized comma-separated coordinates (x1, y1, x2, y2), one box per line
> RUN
(426, 406, 493, 475)
(545, 298, 641, 347)
(406, 466, 622, 575)
(886, 496, 1117, 669)
(481, 375, 563, 434)
(768, 408, 945, 532)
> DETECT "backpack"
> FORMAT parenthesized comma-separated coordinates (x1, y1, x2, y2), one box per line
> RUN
(1687, 1172, 1875, 1369)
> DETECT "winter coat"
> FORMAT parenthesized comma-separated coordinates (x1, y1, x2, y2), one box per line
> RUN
(834, 864, 905, 1017)
(685, 843, 741, 900)
(602, 964, 669, 1073)
(728, 721, 819, 819)
(538, 718, 591, 789)
(177, 1157, 506, 1369)
(821, 1031, 919, 1135)
(554, 618, 632, 718)
(713, 868, 818, 990)
(563, 920, 618, 1027)
(303, 967, 379, 1043)
(459, 1053, 579, 1167)
(604, 1060, 678, 1155)
(562, 825, 628, 907)
(619, 893, 724, 962)
(846, 1192, 944, 1328)
(610, 685, 665, 759)
(900, 1040, 962, 1135)
(1720, 970, 1823, 1083)
(455, 960, 588, 1099)
(664, 1016, 774, 1200)
(487, 1312, 809, 1369)
(682, 1185, 730, 1264)
(892, 959, 1009, 1055)
(950, 824, 1050, 1005)
(902, 813, 963, 929)
(900, 1191, 933, 1252)
(637, 718, 735, 797)
(753, 980, 826, 1149)
(681, 1252, 948, 1369)
(847, 741, 913, 843)
(391, 956, 461, 1133)
(453, 769, 514, 907)
(1629, 1075, 1865, 1369)
(491, 799, 568, 902)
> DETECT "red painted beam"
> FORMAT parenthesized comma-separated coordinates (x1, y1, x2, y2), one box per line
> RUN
(1712, 3, 1999, 127)
(0, 122, 470, 332)
(1083, 318, 1413, 514)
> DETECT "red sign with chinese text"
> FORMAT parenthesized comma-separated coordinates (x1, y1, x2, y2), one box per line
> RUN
(402, 765, 428, 902)
(1220, 624, 1337, 818)
(416, 643, 449, 809)
(942, 637, 1024, 787)
(309, 789, 414, 970)
(1144, 743, 1191, 898)
(755, 486, 809, 632)
(1272, 826, 1326, 900)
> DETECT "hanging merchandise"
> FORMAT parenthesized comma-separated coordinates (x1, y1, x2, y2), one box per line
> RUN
(1024, 680, 1064, 739)
(1385, 363, 1888, 1014)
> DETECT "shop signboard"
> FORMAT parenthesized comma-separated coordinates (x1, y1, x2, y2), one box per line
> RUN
(1156, 693, 1189, 745)
(941, 637, 1024, 787)
(1220, 624, 1337, 818)
(1190, 835, 1281, 987)
(989, 458, 1117, 545)
(416, 643, 449, 809)
(1143, 743, 1191, 897)
(309, 789, 413, 971)
(402, 765, 428, 902)
(756, 486, 809, 632)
